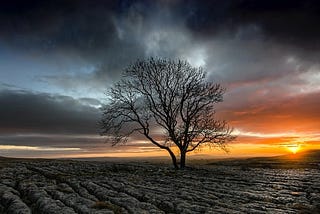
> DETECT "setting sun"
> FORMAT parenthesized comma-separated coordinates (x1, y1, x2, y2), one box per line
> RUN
(287, 144, 300, 154)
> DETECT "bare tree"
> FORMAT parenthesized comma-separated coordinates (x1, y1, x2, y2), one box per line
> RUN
(100, 58, 235, 169)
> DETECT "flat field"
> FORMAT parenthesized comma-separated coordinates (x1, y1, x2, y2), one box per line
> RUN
(0, 152, 320, 214)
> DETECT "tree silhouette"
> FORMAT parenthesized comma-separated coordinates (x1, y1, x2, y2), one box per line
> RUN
(100, 58, 235, 169)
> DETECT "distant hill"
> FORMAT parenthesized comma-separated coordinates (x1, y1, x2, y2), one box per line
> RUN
(1, 150, 319, 169)
(280, 149, 320, 160)
(0, 156, 14, 161)
(208, 150, 320, 169)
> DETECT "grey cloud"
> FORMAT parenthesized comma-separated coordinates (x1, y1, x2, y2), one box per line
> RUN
(2, 0, 320, 58)
(78, 98, 103, 107)
(3, 0, 320, 93)
(0, 89, 100, 134)
(0, 134, 105, 153)
(205, 39, 307, 84)
(0, 133, 159, 149)
(0, 0, 119, 62)
(36, 1, 204, 93)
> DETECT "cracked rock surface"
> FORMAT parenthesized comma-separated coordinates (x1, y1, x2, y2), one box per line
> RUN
(0, 159, 319, 213)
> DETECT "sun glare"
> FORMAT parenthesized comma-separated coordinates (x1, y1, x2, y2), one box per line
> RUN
(287, 144, 300, 154)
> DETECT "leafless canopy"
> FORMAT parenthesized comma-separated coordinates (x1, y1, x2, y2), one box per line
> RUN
(101, 58, 235, 169)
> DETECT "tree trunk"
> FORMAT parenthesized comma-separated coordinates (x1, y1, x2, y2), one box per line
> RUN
(166, 148, 178, 169)
(180, 151, 186, 169)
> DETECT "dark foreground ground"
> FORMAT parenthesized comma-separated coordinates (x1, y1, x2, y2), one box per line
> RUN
(0, 152, 320, 214)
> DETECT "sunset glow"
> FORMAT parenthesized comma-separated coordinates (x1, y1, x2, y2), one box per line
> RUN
(0, 1, 319, 159)
(287, 144, 301, 154)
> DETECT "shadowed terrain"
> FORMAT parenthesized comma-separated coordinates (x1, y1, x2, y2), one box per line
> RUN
(0, 151, 320, 213)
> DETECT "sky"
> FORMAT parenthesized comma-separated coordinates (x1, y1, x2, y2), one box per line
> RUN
(0, 0, 320, 158)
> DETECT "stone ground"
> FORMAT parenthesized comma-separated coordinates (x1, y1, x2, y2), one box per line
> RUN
(0, 159, 319, 214)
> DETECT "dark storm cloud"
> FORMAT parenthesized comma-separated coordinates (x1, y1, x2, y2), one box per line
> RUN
(2, 0, 320, 90)
(0, 0, 156, 62)
(0, 89, 100, 134)
(2, 0, 320, 57)
(0, 0, 119, 60)
(183, 0, 320, 49)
